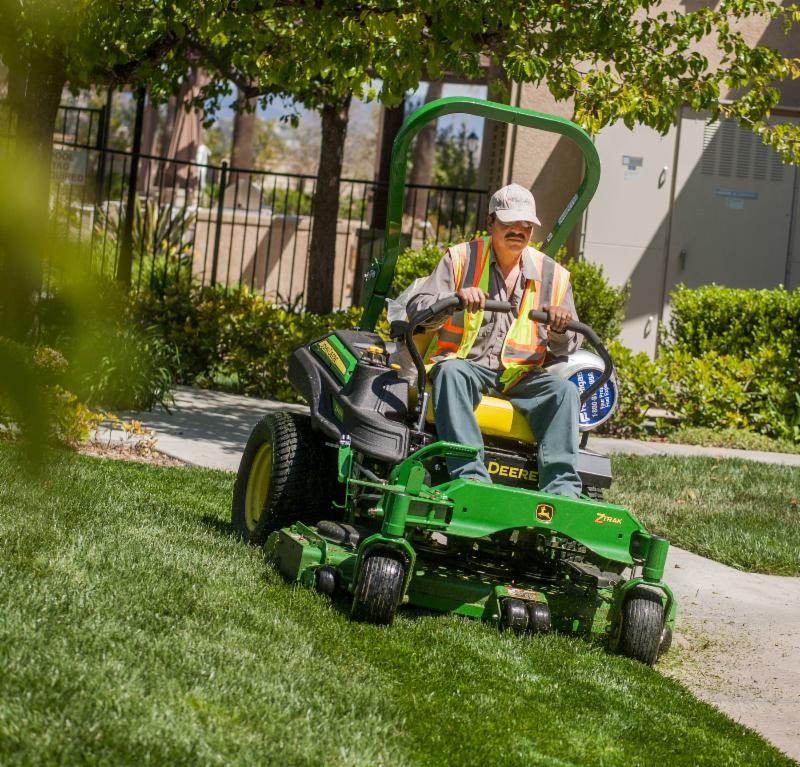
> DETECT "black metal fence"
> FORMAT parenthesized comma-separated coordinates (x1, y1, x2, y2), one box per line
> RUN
(46, 139, 488, 308)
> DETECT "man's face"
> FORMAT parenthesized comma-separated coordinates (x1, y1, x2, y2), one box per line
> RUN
(488, 217, 534, 255)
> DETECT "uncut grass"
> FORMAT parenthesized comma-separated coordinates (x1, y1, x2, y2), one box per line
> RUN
(608, 455, 800, 576)
(0, 447, 792, 767)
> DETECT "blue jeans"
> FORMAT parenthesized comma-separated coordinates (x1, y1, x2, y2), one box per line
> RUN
(430, 358, 583, 498)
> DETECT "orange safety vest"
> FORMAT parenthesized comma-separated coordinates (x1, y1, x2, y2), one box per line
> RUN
(422, 236, 572, 391)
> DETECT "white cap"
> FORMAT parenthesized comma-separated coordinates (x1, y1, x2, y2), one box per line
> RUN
(488, 183, 540, 226)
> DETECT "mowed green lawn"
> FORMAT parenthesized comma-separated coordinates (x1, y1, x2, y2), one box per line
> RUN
(608, 455, 800, 576)
(0, 446, 793, 766)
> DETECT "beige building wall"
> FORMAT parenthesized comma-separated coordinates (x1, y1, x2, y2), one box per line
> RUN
(498, 1, 799, 355)
(508, 86, 584, 257)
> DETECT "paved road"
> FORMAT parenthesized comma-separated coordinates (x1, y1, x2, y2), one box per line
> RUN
(118, 386, 800, 761)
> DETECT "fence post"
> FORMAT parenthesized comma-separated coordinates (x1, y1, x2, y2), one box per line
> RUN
(210, 160, 228, 287)
(94, 87, 112, 205)
(116, 87, 145, 286)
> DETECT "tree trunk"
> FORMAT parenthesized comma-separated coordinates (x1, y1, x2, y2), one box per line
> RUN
(14, 53, 65, 171)
(306, 94, 351, 315)
(10, 53, 65, 318)
(369, 102, 405, 228)
(138, 88, 158, 192)
(231, 93, 257, 169)
(159, 94, 178, 158)
(404, 81, 442, 221)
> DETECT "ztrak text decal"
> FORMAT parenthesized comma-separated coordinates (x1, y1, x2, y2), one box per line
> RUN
(594, 512, 623, 525)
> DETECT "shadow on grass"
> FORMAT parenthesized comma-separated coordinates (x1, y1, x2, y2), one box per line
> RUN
(200, 514, 236, 538)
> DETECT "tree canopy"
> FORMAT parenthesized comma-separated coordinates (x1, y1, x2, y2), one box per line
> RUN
(183, 0, 799, 161)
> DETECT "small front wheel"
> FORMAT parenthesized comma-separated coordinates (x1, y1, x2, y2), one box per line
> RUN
(351, 555, 405, 625)
(618, 587, 665, 666)
(501, 599, 529, 633)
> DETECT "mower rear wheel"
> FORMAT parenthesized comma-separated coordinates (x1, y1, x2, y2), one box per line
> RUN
(232, 412, 337, 545)
(501, 599, 529, 633)
(618, 587, 665, 666)
(351, 555, 405, 625)
(583, 486, 604, 501)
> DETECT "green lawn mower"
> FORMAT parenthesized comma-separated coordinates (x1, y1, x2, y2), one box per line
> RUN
(232, 98, 676, 665)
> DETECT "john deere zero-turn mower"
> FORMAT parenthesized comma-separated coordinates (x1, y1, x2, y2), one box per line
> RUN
(232, 98, 676, 665)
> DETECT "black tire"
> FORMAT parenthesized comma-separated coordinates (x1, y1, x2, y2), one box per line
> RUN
(232, 412, 337, 544)
(618, 587, 665, 666)
(501, 599, 529, 633)
(526, 602, 552, 634)
(584, 486, 604, 501)
(351, 555, 405, 625)
(317, 520, 363, 548)
(314, 566, 338, 596)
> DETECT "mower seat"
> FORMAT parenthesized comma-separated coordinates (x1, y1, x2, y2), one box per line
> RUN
(426, 395, 535, 445)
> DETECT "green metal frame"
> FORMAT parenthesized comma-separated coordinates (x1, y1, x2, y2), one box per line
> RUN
(267, 438, 675, 639)
(262, 100, 677, 648)
(359, 96, 601, 330)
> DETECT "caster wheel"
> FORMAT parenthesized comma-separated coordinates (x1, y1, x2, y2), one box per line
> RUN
(315, 566, 338, 596)
(526, 602, 552, 633)
(351, 555, 405, 625)
(317, 521, 362, 548)
(501, 599, 529, 633)
(618, 586, 665, 666)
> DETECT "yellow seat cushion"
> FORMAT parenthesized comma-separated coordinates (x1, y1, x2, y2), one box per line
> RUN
(426, 394, 535, 445)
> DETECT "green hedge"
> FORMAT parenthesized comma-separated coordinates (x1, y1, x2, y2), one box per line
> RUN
(132, 285, 361, 403)
(667, 284, 800, 358)
(37, 280, 175, 411)
(606, 285, 800, 443)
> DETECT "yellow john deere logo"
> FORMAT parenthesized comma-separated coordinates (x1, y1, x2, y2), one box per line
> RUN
(318, 340, 346, 375)
(535, 503, 554, 523)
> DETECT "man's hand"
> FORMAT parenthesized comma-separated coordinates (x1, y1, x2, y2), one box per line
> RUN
(545, 305, 572, 333)
(457, 287, 486, 313)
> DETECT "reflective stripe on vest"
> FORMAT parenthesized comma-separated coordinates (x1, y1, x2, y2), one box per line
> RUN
(423, 239, 571, 392)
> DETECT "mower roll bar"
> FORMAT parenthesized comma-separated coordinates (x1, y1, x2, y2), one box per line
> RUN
(358, 97, 601, 332)
(404, 298, 614, 431)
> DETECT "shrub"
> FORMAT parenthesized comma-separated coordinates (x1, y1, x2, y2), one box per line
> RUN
(390, 242, 447, 298)
(0, 338, 98, 447)
(37, 279, 176, 411)
(562, 258, 628, 341)
(606, 341, 800, 443)
(602, 341, 670, 437)
(667, 284, 800, 358)
(664, 285, 800, 443)
(133, 285, 361, 402)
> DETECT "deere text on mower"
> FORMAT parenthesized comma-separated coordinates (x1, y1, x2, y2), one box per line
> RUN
(232, 98, 676, 665)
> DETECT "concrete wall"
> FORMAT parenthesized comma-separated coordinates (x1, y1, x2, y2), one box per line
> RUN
(192, 209, 363, 308)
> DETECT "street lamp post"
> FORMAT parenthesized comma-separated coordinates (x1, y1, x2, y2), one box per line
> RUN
(466, 130, 479, 188)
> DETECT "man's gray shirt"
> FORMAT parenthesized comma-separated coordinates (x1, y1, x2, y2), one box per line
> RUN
(406, 244, 580, 371)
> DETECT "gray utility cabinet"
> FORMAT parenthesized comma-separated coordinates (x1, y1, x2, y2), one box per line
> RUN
(580, 108, 800, 357)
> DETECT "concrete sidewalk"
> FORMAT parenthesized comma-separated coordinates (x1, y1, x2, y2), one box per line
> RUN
(123, 385, 800, 471)
(118, 385, 800, 760)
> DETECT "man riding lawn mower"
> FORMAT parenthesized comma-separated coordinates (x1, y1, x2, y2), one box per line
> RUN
(231, 98, 676, 666)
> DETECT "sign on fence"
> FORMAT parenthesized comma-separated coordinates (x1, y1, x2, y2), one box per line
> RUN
(51, 147, 88, 185)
